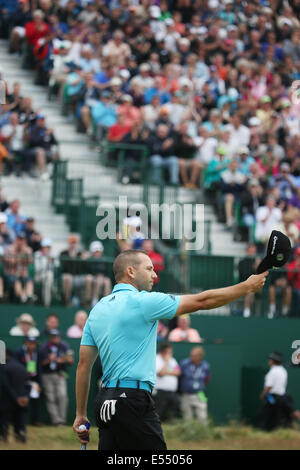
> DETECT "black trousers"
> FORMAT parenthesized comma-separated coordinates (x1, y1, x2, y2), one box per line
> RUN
(0, 404, 27, 440)
(154, 390, 179, 422)
(94, 387, 167, 450)
(254, 394, 294, 431)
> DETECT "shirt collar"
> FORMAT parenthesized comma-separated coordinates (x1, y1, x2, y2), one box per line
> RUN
(112, 283, 139, 293)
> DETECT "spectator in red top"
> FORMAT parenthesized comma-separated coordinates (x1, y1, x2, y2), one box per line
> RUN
(25, 9, 50, 48)
(117, 95, 141, 129)
(141, 239, 165, 285)
(287, 247, 300, 316)
(108, 114, 131, 143)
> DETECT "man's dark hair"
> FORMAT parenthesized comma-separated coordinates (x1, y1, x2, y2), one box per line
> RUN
(46, 313, 59, 320)
(113, 250, 147, 282)
(159, 342, 172, 354)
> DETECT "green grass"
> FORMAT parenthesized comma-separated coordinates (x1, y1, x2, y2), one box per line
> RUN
(1, 423, 300, 450)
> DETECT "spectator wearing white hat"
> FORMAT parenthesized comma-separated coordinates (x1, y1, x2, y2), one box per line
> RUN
(86, 241, 112, 307)
(34, 238, 54, 307)
(9, 313, 40, 337)
(237, 146, 255, 177)
(66, 310, 88, 338)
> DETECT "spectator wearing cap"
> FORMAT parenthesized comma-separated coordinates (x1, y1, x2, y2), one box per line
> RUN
(286, 246, 300, 316)
(24, 217, 42, 253)
(149, 123, 179, 185)
(4, 233, 34, 304)
(0, 212, 15, 252)
(219, 159, 247, 228)
(34, 238, 54, 307)
(15, 336, 43, 426)
(23, 113, 58, 180)
(254, 351, 296, 431)
(204, 146, 230, 190)
(132, 63, 155, 91)
(117, 216, 146, 252)
(40, 329, 74, 426)
(271, 163, 298, 202)
(237, 146, 255, 177)
(66, 310, 88, 338)
(9, 313, 40, 337)
(85, 240, 112, 307)
(6, 199, 26, 237)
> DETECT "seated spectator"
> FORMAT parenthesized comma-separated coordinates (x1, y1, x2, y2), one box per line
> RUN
(4, 233, 34, 304)
(24, 217, 42, 253)
(76, 73, 101, 134)
(14, 336, 43, 426)
(154, 343, 181, 422)
(0, 112, 25, 176)
(102, 29, 131, 67)
(257, 147, 280, 179)
(59, 234, 90, 307)
(5, 199, 26, 237)
(0, 212, 15, 252)
(119, 121, 149, 184)
(280, 210, 300, 247)
(237, 146, 255, 177)
(226, 112, 250, 156)
(286, 246, 300, 317)
(255, 196, 283, 244)
(268, 266, 292, 319)
(149, 123, 179, 185)
(34, 238, 54, 307)
(141, 239, 165, 286)
(271, 162, 298, 203)
(41, 313, 59, 339)
(23, 113, 58, 180)
(91, 91, 117, 142)
(204, 146, 230, 190)
(168, 314, 203, 343)
(141, 95, 161, 131)
(40, 329, 74, 426)
(219, 159, 247, 228)
(175, 122, 201, 189)
(9, 313, 40, 337)
(66, 310, 88, 338)
(85, 240, 112, 307)
(25, 9, 50, 57)
(239, 179, 264, 229)
(288, 186, 300, 211)
(179, 347, 211, 423)
(117, 94, 141, 129)
(107, 113, 131, 143)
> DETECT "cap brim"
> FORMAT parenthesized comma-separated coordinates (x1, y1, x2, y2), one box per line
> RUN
(256, 256, 274, 274)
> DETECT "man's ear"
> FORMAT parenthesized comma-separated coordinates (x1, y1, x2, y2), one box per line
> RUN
(126, 265, 136, 280)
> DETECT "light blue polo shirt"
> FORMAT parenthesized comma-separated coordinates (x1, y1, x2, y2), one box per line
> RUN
(81, 283, 180, 387)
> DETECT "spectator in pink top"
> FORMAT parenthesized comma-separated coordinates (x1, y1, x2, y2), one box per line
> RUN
(66, 310, 88, 338)
(117, 95, 141, 129)
(168, 315, 203, 343)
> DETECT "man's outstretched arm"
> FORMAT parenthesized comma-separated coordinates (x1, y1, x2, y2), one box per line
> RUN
(175, 272, 268, 316)
(73, 345, 98, 444)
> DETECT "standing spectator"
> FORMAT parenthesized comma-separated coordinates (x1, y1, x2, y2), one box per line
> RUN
(179, 347, 211, 423)
(168, 314, 203, 343)
(40, 329, 74, 426)
(0, 349, 30, 443)
(0, 112, 25, 176)
(41, 313, 59, 339)
(24, 217, 42, 253)
(154, 343, 181, 422)
(66, 310, 88, 338)
(4, 232, 34, 304)
(9, 313, 40, 337)
(15, 336, 43, 426)
(34, 238, 54, 307)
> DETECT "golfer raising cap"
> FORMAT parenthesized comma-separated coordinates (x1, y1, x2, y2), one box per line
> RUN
(73, 249, 268, 450)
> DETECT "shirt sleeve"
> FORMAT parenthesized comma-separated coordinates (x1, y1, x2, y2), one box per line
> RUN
(80, 320, 96, 347)
(139, 291, 181, 323)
